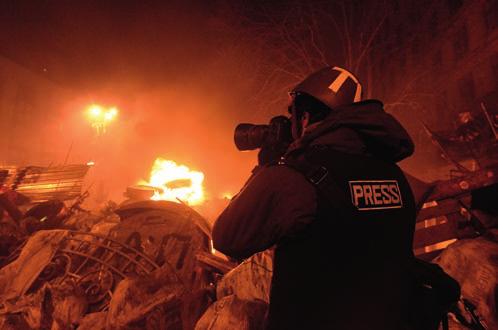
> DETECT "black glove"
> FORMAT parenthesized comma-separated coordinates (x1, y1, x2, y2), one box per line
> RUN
(257, 142, 289, 166)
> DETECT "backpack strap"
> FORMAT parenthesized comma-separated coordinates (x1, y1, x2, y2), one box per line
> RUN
(280, 150, 356, 215)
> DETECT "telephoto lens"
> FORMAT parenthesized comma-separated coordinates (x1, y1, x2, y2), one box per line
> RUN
(234, 116, 292, 151)
(234, 124, 269, 151)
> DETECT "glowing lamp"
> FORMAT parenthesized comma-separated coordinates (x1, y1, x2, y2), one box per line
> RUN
(85, 104, 119, 135)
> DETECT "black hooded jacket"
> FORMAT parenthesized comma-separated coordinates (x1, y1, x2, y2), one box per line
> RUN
(213, 100, 417, 329)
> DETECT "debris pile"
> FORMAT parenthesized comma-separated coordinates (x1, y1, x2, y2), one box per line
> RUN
(434, 237, 498, 330)
(0, 162, 496, 329)
(195, 250, 272, 330)
(0, 196, 233, 329)
(0, 164, 230, 329)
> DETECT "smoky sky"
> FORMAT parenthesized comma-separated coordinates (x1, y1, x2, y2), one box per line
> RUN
(0, 0, 282, 209)
(0, 0, 223, 90)
(0, 0, 455, 213)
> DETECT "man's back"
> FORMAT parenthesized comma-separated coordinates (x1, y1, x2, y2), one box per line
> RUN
(267, 147, 416, 329)
(213, 100, 417, 329)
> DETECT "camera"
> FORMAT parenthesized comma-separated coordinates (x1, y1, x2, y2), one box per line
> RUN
(234, 116, 293, 151)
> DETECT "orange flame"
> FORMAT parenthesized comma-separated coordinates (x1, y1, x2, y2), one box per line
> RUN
(139, 158, 205, 205)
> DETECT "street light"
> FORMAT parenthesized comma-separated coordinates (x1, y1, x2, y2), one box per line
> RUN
(85, 104, 119, 135)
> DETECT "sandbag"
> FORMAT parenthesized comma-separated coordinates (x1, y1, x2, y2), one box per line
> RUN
(195, 295, 267, 330)
(216, 250, 273, 303)
(434, 237, 498, 329)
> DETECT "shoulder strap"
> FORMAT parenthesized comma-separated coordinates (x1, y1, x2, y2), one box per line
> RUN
(281, 153, 356, 215)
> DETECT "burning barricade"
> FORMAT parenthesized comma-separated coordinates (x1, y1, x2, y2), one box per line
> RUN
(138, 158, 205, 206)
(0, 158, 496, 329)
(0, 160, 235, 329)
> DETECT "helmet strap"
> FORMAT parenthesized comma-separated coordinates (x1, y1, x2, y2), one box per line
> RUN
(290, 100, 304, 140)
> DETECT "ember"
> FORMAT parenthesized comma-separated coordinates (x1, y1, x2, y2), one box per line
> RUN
(139, 158, 205, 205)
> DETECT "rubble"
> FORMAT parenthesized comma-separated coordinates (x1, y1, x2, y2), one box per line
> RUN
(0, 197, 221, 329)
(434, 234, 498, 330)
(77, 312, 107, 330)
(216, 250, 273, 303)
(195, 250, 272, 330)
(0, 160, 496, 329)
(411, 164, 498, 260)
(195, 295, 267, 330)
(106, 274, 182, 329)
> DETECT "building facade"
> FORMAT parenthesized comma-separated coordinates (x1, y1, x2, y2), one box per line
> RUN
(369, 0, 498, 177)
(376, 0, 496, 121)
(0, 55, 73, 165)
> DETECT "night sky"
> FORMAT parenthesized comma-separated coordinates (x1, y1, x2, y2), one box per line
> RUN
(0, 0, 220, 90)
(1, 0, 293, 209)
(0, 0, 481, 211)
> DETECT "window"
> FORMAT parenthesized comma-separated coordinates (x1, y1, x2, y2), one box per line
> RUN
(392, 0, 400, 12)
(437, 90, 449, 123)
(385, 63, 394, 90)
(485, 0, 498, 31)
(411, 37, 420, 58)
(399, 52, 406, 72)
(432, 50, 442, 67)
(453, 25, 468, 60)
(429, 12, 439, 34)
(395, 26, 403, 46)
(447, 0, 463, 15)
(408, 8, 420, 26)
(493, 53, 498, 86)
(458, 75, 476, 107)
(378, 29, 388, 45)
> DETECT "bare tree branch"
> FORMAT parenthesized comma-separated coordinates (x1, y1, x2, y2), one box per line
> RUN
(353, 12, 388, 72)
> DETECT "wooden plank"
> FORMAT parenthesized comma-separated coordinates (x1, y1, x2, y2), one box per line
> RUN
(414, 238, 458, 256)
(417, 198, 461, 221)
(415, 216, 448, 230)
(413, 220, 458, 249)
(426, 165, 498, 201)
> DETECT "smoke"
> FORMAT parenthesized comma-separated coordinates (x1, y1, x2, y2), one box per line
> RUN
(0, 0, 456, 215)
(0, 1, 276, 214)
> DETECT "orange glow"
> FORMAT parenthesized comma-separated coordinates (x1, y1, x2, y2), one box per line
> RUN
(89, 104, 103, 117)
(85, 104, 119, 135)
(104, 107, 118, 121)
(222, 192, 233, 200)
(139, 158, 205, 205)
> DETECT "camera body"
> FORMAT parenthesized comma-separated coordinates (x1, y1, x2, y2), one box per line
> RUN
(234, 116, 293, 151)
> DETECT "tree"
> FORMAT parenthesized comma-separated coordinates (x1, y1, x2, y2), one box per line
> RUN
(212, 0, 394, 118)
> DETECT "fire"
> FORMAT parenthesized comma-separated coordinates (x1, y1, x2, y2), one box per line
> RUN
(139, 158, 205, 205)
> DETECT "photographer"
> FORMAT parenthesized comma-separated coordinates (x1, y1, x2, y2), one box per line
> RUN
(213, 67, 424, 329)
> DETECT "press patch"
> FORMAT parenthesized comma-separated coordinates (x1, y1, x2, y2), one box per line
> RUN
(349, 180, 403, 211)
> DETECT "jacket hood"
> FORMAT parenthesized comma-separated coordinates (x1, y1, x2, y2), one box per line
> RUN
(287, 100, 414, 163)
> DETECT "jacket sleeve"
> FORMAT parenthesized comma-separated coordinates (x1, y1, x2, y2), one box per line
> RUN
(212, 165, 317, 259)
